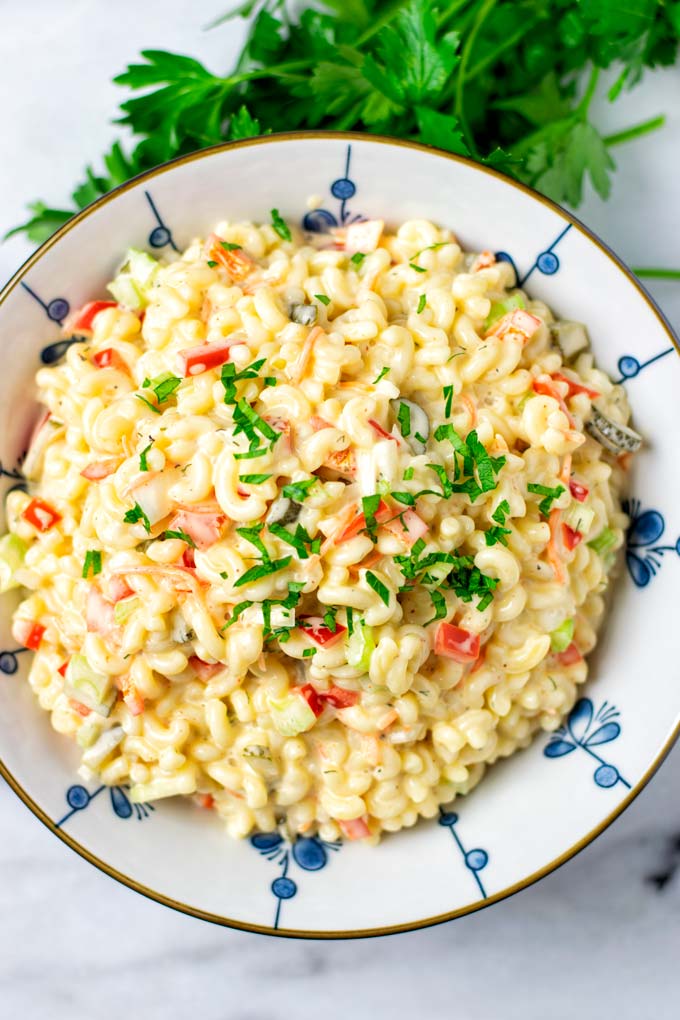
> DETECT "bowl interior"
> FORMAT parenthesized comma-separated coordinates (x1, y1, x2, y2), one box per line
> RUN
(1, 134, 679, 937)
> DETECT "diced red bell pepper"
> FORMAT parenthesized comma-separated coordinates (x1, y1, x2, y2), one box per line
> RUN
(168, 508, 227, 551)
(434, 622, 480, 663)
(568, 479, 589, 503)
(381, 508, 428, 546)
(189, 656, 224, 681)
(81, 459, 120, 481)
(86, 587, 116, 635)
(92, 347, 129, 373)
(368, 419, 399, 443)
(339, 817, 370, 840)
(108, 576, 135, 603)
(13, 619, 46, 651)
(562, 523, 583, 551)
(322, 447, 356, 479)
(471, 250, 496, 271)
(310, 416, 333, 431)
(69, 300, 117, 332)
(178, 339, 243, 378)
(551, 372, 600, 400)
(319, 685, 359, 709)
(299, 683, 324, 717)
(21, 497, 61, 532)
(197, 793, 215, 809)
(298, 616, 347, 647)
(69, 698, 92, 717)
(555, 642, 583, 666)
(182, 546, 196, 569)
(339, 499, 392, 541)
(57, 660, 69, 677)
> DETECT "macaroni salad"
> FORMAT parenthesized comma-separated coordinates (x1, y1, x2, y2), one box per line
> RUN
(0, 215, 638, 842)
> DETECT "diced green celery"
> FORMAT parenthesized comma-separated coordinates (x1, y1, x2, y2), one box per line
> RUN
(564, 502, 595, 537)
(550, 618, 575, 652)
(346, 621, 375, 672)
(114, 596, 140, 625)
(269, 692, 317, 736)
(76, 719, 103, 749)
(64, 654, 114, 716)
(587, 527, 618, 555)
(377, 479, 391, 496)
(130, 772, 197, 802)
(484, 292, 526, 331)
(125, 248, 159, 289)
(0, 533, 28, 593)
(81, 725, 125, 767)
(107, 273, 145, 310)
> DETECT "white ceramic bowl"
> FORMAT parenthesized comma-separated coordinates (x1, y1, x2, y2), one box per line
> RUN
(1, 133, 679, 938)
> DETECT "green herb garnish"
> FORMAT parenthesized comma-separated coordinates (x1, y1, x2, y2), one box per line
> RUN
(417, 294, 426, 314)
(139, 442, 152, 472)
(240, 473, 272, 484)
(234, 556, 292, 588)
(397, 402, 411, 437)
(443, 384, 454, 418)
(123, 501, 151, 533)
(373, 366, 390, 384)
(135, 394, 161, 414)
(163, 529, 196, 547)
(270, 208, 292, 242)
(143, 371, 182, 404)
(82, 550, 102, 578)
(314, 293, 330, 306)
(282, 478, 316, 502)
(366, 570, 390, 606)
(410, 263, 426, 273)
(527, 483, 565, 517)
(350, 252, 366, 267)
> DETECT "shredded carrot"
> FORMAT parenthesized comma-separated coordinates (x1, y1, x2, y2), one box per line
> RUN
(377, 709, 399, 732)
(547, 509, 566, 584)
(112, 565, 206, 595)
(197, 793, 215, 810)
(559, 454, 572, 486)
(321, 502, 362, 554)
(460, 393, 477, 429)
(292, 325, 325, 382)
(349, 548, 384, 575)
(205, 233, 255, 281)
(361, 734, 382, 766)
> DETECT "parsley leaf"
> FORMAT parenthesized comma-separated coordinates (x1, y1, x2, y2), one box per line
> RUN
(123, 501, 151, 533)
(234, 556, 292, 588)
(373, 366, 390, 384)
(239, 473, 272, 484)
(271, 208, 292, 241)
(417, 294, 426, 314)
(163, 529, 196, 547)
(527, 482, 565, 516)
(282, 478, 316, 502)
(365, 570, 390, 606)
(139, 442, 152, 472)
(314, 293, 331, 306)
(144, 371, 181, 404)
(82, 550, 102, 578)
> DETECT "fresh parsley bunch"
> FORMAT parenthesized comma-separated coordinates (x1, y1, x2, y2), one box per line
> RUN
(8, 0, 680, 243)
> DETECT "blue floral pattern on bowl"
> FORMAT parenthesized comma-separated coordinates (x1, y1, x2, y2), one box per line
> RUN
(623, 499, 680, 588)
(544, 698, 631, 789)
(55, 783, 154, 828)
(250, 831, 340, 929)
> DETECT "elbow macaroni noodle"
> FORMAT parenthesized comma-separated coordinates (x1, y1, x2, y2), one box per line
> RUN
(2, 217, 633, 843)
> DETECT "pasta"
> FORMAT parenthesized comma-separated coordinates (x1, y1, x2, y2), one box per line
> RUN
(0, 215, 635, 843)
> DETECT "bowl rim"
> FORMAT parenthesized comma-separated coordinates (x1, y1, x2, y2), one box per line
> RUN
(1, 130, 679, 940)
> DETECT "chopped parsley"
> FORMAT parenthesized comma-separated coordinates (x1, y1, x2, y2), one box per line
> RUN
(345, 606, 355, 636)
(426, 589, 447, 624)
(302, 647, 316, 658)
(234, 556, 292, 588)
(403, 467, 415, 481)
(82, 550, 102, 578)
(269, 522, 320, 559)
(207, 259, 218, 267)
(417, 294, 426, 314)
(314, 293, 331, 306)
(443, 384, 454, 418)
(527, 483, 565, 517)
(350, 252, 366, 267)
(240, 473, 272, 484)
(139, 442, 152, 472)
(270, 208, 292, 242)
(143, 371, 182, 404)
(323, 606, 338, 632)
(397, 402, 411, 437)
(221, 358, 267, 405)
(410, 263, 426, 273)
(163, 529, 196, 547)
(234, 447, 269, 460)
(394, 540, 499, 611)
(135, 394, 161, 414)
(123, 501, 151, 533)
(282, 478, 316, 502)
(434, 424, 506, 501)
(486, 500, 513, 544)
(233, 398, 280, 448)
(391, 491, 416, 506)
(361, 494, 383, 540)
(236, 523, 269, 560)
(373, 366, 390, 384)
(366, 570, 390, 605)
(221, 241, 242, 251)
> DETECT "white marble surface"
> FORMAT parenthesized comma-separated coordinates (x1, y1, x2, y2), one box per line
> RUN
(1, 2, 679, 1015)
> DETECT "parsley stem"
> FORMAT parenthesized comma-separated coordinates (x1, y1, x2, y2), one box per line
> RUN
(356, 0, 412, 45)
(436, 0, 474, 27)
(226, 60, 314, 86)
(632, 268, 680, 280)
(576, 65, 600, 117)
(603, 115, 666, 147)
(455, 0, 497, 159)
(463, 21, 538, 82)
